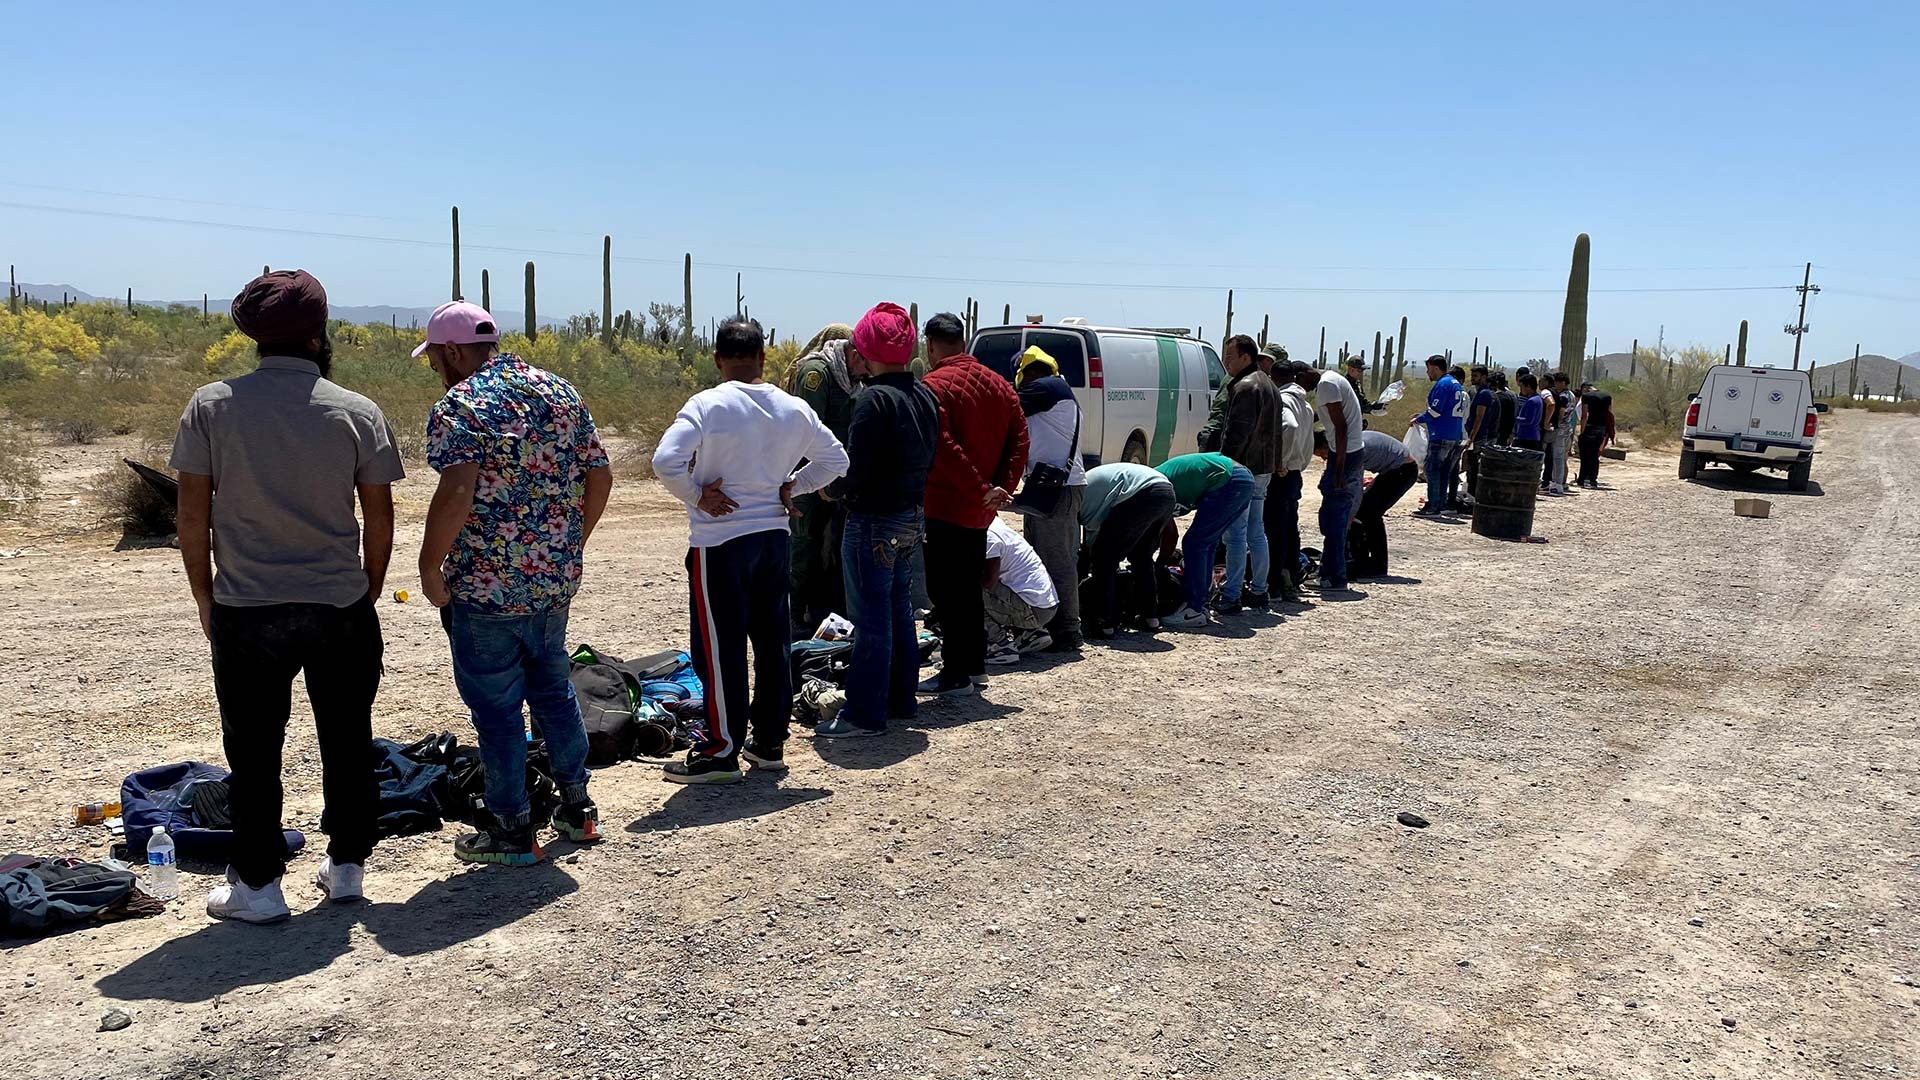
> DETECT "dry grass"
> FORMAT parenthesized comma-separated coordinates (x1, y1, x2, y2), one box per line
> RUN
(87, 459, 176, 538)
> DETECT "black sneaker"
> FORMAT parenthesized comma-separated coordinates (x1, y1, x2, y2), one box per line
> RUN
(549, 801, 601, 844)
(1244, 591, 1270, 612)
(663, 753, 743, 785)
(742, 742, 788, 771)
(1210, 596, 1245, 616)
(455, 822, 545, 866)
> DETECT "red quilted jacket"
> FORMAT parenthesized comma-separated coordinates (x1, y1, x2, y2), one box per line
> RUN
(923, 355, 1029, 528)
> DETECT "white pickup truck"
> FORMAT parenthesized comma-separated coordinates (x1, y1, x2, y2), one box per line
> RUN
(1679, 364, 1827, 491)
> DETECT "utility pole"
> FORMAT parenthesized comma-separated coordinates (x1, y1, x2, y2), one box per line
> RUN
(1784, 261, 1818, 370)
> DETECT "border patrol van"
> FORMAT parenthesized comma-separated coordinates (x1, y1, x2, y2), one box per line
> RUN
(969, 321, 1225, 467)
(1679, 364, 1827, 491)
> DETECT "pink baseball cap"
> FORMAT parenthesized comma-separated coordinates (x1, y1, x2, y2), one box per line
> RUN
(412, 300, 501, 357)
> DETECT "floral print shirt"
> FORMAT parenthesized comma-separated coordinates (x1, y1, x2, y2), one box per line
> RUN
(426, 354, 609, 614)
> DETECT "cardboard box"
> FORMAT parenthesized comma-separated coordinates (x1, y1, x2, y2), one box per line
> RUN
(1733, 498, 1772, 519)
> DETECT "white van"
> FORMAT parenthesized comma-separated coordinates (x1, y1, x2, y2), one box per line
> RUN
(969, 322, 1225, 467)
(1679, 364, 1827, 491)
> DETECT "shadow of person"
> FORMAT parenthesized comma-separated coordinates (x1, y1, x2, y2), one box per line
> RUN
(1687, 470, 1825, 498)
(810, 728, 931, 770)
(1315, 587, 1370, 603)
(1093, 634, 1176, 654)
(1356, 574, 1422, 586)
(97, 898, 358, 1003)
(359, 862, 579, 958)
(625, 783, 830, 835)
(902, 697, 1022, 732)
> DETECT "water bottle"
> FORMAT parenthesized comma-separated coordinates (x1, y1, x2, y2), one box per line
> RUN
(145, 826, 178, 901)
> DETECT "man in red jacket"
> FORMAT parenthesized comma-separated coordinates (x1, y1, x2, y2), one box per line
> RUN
(917, 312, 1029, 696)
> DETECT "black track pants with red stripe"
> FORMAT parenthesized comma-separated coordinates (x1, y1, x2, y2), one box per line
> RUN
(686, 530, 793, 763)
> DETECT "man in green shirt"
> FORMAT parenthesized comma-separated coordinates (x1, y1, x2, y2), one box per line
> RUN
(1154, 452, 1253, 629)
(784, 323, 857, 637)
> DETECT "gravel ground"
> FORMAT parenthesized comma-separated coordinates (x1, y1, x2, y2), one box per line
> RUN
(0, 413, 1914, 1080)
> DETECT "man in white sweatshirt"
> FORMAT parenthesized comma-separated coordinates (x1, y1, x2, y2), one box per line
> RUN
(650, 318, 849, 784)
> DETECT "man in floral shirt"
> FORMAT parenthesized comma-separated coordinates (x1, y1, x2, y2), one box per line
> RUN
(416, 300, 614, 866)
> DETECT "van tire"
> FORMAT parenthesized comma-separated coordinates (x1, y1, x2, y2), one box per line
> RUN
(1787, 459, 1811, 492)
(1678, 448, 1698, 480)
(1122, 433, 1149, 465)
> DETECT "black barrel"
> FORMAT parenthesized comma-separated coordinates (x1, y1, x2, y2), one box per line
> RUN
(1471, 445, 1545, 540)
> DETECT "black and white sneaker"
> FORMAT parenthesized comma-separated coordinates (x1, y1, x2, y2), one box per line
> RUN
(742, 743, 789, 770)
(1013, 628, 1053, 655)
(663, 753, 743, 785)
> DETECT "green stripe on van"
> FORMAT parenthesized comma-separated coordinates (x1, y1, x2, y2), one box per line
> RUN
(1151, 337, 1179, 463)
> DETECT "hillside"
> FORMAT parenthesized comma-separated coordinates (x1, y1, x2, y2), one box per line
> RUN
(1808, 354, 1920, 397)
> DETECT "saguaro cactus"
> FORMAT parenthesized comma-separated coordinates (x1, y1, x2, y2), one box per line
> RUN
(1223, 290, 1234, 346)
(481, 269, 491, 313)
(7, 264, 15, 314)
(1384, 338, 1396, 385)
(524, 261, 538, 340)
(1395, 316, 1408, 382)
(1558, 233, 1591, 385)
(1003, 303, 1011, 326)
(601, 236, 614, 347)
(1318, 326, 1326, 367)
(1372, 330, 1384, 393)
(1849, 344, 1860, 399)
(1259, 313, 1269, 349)
(1630, 338, 1639, 380)
(127, 287, 134, 314)
(451, 206, 461, 300)
(682, 253, 694, 364)
(1736, 320, 1749, 367)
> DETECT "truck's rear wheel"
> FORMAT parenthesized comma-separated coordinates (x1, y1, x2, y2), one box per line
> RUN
(1678, 448, 1698, 480)
(1787, 459, 1811, 492)
(1123, 433, 1149, 465)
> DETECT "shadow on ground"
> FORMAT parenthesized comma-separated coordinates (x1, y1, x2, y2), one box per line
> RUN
(97, 864, 579, 1001)
(1686, 469, 1826, 497)
(625, 783, 830, 834)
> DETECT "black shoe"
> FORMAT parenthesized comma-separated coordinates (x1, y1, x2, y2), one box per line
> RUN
(1041, 632, 1084, 652)
(549, 800, 601, 843)
(455, 822, 545, 866)
(742, 742, 788, 771)
(1210, 597, 1245, 616)
(1244, 591, 1270, 612)
(663, 753, 743, 785)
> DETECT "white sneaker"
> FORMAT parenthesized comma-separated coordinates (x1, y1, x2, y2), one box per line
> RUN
(315, 857, 364, 903)
(206, 870, 291, 925)
(1013, 629, 1054, 655)
(985, 636, 1021, 666)
(1162, 606, 1213, 630)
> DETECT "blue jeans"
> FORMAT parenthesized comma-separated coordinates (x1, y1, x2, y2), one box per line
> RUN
(444, 602, 591, 830)
(1222, 472, 1271, 601)
(1318, 456, 1364, 586)
(840, 510, 924, 730)
(1182, 466, 1256, 610)
(1425, 437, 1462, 513)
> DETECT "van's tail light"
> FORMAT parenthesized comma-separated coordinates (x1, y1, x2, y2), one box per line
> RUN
(1685, 402, 1699, 426)
(1088, 352, 1104, 389)
(1803, 410, 1818, 438)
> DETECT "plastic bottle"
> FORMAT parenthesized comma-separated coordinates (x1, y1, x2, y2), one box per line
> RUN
(74, 800, 122, 825)
(145, 826, 178, 901)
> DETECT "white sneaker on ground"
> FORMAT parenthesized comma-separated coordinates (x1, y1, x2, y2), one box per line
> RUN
(1013, 629, 1053, 655)
(207, 870, 291, 925)
(985, 635, 1021, 666)
(1162, 606, 1212, 630)
(315, 857, 363, 903)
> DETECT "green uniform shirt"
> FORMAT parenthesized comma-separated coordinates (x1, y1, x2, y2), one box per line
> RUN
(792, 355, 856, 441)
(1155, 452, 1236, 510)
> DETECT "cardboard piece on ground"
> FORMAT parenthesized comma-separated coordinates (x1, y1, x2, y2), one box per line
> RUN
(1734, 498, 1772, 519)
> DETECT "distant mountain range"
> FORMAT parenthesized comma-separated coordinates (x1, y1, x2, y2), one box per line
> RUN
(1575, 349, 1918, 396)
(14, 282, 563, 331)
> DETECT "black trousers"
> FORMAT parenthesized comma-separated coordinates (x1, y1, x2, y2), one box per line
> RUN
(924, 519, 989, 679)
(210, 596, 383, 888)
(1262, 470, 1303, 590)
(1577, 430, 1605, 486)
(687, 530, 792, 762)
(1087, 484, 1177, 630)
(1349, 461, 1418, 578)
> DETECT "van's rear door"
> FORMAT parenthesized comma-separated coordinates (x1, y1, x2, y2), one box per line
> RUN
(1748, 370, 1808, 442)
(1699, 369, 1758, 445)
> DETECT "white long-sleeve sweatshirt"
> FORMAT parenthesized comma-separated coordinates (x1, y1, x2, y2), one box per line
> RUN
(650, 381, 849, 549)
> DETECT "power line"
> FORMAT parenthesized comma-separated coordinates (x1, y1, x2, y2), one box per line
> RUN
(0, 198, 1799, 296)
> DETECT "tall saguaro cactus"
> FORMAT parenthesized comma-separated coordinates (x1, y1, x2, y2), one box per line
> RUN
(1223, 290, 1234, 346)
(1736, 320, 1749, 367)
(1558, 233, 1591, 385)
(601, 236, 614, 347)
(7, 264, 15, 314)
(1383, 339, 1396, 386)
(481, 269, 490, 313)
(1003, 303, 1011, 327)
(1318, 326, 1326, 367)
(682, 253, 694, 364)
(1395, 316, 1408, 383)
(1372, 330, 1384, 394)
(523, 262, 538, 340)
(1259, 313, 1270, 349)
(451, 207, 461, 300)
(1849, 344, 1860, 399)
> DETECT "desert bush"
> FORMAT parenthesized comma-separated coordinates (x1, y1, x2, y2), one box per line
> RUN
(3, 372, 117, 443)
(0, 308, 102, 380)
(0, 423, 41, 519)
(88, 460, 176, 538)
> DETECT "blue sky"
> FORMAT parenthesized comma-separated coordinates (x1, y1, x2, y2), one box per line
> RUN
(4, 0, 1915, 365)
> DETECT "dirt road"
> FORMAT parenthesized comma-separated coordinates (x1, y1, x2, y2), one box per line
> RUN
(2, 414, 1914, 1080)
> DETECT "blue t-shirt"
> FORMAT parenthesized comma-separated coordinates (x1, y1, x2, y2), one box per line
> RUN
(1515, 391, 1545, 441)
(1422, 375, 1466, 441)
(1469, 387, 1497, 442)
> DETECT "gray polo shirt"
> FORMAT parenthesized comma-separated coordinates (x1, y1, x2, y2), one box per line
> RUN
(170, 357, 404, 607)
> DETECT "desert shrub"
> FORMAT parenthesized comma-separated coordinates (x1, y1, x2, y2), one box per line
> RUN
(3, 372, 117, 443)
(0, 423, 40, 519)
(0, 308, 102, 380)
(88, 460, 176, 538)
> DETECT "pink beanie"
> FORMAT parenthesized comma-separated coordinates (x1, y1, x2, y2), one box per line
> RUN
(853, 302, 916, 367)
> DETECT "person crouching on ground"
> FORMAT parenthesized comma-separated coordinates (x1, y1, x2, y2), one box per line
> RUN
(1316, 428, 1419, 580)
(982, 517, 1060, 664)
(175, 270, 402, 922)
(1079, 463, 1178, 639)
(418, 300, 612, 865)
(1011, 345, 1087, 653)
(918, 312, 1029, 697)
(1155, 452, 1255, 628)
(651, 318, 848, 781)
(814, 304, 937, 740)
